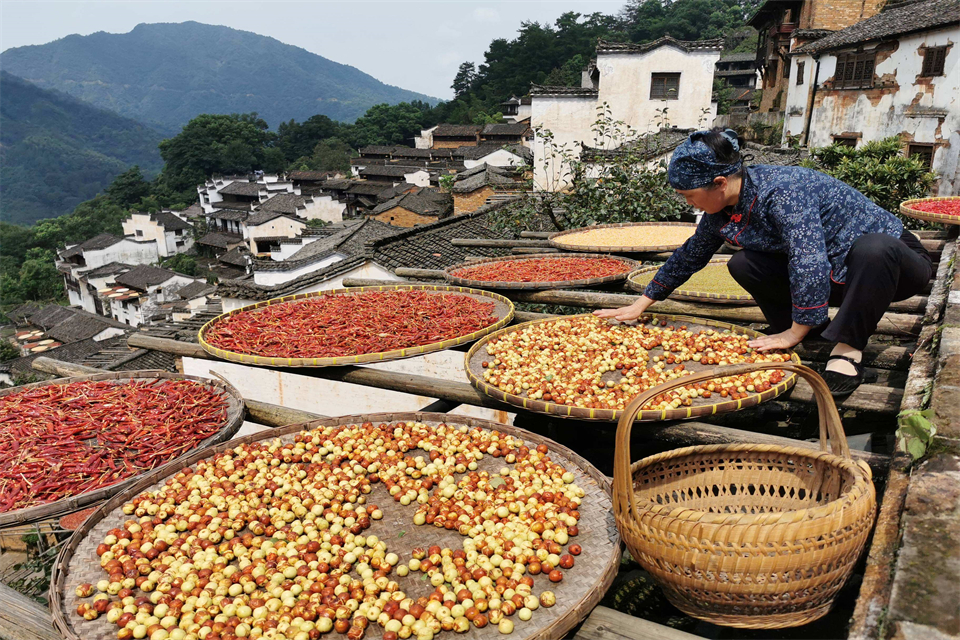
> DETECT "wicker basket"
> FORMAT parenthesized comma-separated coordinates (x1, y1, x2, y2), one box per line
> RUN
(900, 196, 960, 226)
(444, 253, 640, 290)
(613, 362, 876, 629)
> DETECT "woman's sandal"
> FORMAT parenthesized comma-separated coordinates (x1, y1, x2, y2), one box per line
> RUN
(822, 354, 864, 398)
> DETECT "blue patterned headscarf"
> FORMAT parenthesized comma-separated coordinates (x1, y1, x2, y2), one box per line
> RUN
(667, 129, 743, 190)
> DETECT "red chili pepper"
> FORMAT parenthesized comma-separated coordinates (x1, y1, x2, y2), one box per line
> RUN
(204, 290, 500, 359)
(910, 200, 960, 216)
(0, 379, 229, 512)
(451, 257, 631, 283)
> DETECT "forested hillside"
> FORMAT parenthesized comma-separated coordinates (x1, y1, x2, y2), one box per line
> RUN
(0, 21, 436, 133)
(0, 72, 165, 225)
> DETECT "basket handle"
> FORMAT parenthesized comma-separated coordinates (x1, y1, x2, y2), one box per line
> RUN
(613, 361, 850, 524)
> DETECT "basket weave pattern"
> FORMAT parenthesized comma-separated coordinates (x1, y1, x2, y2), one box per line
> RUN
(613, 362, 876, 628)
(900, 196, 960, 226)
(548, 222, 698, 253)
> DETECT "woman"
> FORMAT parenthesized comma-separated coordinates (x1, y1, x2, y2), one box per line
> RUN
(596, 128, 933, 396)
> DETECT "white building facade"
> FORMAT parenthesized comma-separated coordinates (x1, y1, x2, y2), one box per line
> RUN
(121, 211, 194, 257)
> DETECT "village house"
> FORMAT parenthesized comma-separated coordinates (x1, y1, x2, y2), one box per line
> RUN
(748, 0, 885, 113)
(429, 124, 483, 149)
(784, 0, 959, 194)
(368, 189, 453, 227)
(531, 37, 723, 189)
(253, 192, 344, 224)
(243, 210, 308, 254)
(286, 170, 347, 195)
(197, 174, 297, 215)
(99, 265, 201, 327)
(715, 52, 761, 113)
(480, 123, 533, 146)
(57, 234, 160, 310)
(499, 95, 532, 123)
(121, 210, 194, 257)
(451, 164, 526, 214)
(459, 144, 533, 169)
(353, 164, 432, 186)
(63, 262, 134, 316)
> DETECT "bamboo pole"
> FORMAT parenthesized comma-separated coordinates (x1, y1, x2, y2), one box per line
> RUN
(450, 238, 548, 248)
(341, 278, 923, 336)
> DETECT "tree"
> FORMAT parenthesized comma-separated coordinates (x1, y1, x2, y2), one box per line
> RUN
(0, 339, 18, 362)
(106, 166, 151, 208)
(291, 138, 354, 172)
(276, 114, 342, 162)
(452, 62, 478, 98)
(162, 254, 198, 276)
(17, 249, 64, 302)
(346, 103, 432, 148)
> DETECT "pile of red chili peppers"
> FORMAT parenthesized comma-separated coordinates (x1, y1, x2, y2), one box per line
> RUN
(0, 379, 229, 512)
(910, 200, 960, 216)
(451, 257, 631, 283)
(204, 290, 499, 358)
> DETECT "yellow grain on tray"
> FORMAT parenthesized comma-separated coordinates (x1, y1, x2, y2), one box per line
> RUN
(632, 262, 750, 297)
(555, 225, 695, 248)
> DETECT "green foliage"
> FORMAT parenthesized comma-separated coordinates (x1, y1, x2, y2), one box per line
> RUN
(897, 409, 937, 460)
(290, 138, 354, 173)
(438, 175, 456, 193)
(0, 71, 164, 225)
(802, 137, 937, 227)
(345, 102, 435, 148)
(162, 254, 198, 277)
(305, 219, 330, 229)
(0, 339, 19, 361)
(106, 166, 152, 208)
(276, 115, 343, 160)
(452, 62, 479, 98)
(713, 79, 735, 116)
(543, 54, 588, 87)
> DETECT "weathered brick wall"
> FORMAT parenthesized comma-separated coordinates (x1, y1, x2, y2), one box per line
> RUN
(453, 186, 496, 215)
(432, 140, 477, 149)
(809, 0, 882, 30)
(371, 207, 437, 227)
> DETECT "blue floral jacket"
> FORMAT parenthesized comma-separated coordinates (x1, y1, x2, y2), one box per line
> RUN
(643, 165, 903, 325)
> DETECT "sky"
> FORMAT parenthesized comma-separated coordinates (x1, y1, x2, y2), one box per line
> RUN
(0, 0, 626, 99)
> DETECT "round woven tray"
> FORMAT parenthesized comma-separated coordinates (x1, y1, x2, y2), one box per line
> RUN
(548, 222, 698, 253)
(444, 254, 640, 290)
(626, 258, 755, 304)
(465, 314, 800, 422)
(51, 412, 621, 640)
(900, 196, 960, 226)
(198, 284, 515, 367)
(0, 371, 245, 530)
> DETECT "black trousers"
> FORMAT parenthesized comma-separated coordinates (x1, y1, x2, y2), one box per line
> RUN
(727, 231, 933, 350)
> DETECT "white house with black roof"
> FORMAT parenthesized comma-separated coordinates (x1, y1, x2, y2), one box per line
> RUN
(121, 210, 194, 257)
(102, 265, 202, 327)
(784, 0, 959, 194)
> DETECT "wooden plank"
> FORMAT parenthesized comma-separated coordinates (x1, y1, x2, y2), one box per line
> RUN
(394, 268, 445, 279)
(794, 340, 912, 371)
(28, 357, 102, 377)
(519, 231, 555, 239)
(510, 247, 561, 254)
(573, 605, 725, 640)
(787, 378, 902, 414)
(245, 400, 327, 427)
(340, 278, 923, 337)
(0, 583, 60, 640)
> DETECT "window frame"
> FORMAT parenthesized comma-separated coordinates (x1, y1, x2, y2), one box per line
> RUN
(833, 51, 876, 89)
(832, 136, 858, 148)
(920, 46, 947, 77)
(796, 61, 805, 85)
(650, 72, 681, 100)
(907, 143, 936, 170)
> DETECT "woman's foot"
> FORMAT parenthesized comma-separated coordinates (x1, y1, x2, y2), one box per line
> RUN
(823, 344, 864, 397)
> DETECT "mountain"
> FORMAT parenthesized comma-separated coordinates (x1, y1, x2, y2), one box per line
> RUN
(0, 21, 438, 133)
(0, 71, 165, 226)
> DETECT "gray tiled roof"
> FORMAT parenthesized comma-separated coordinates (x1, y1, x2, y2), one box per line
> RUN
(795, 0, 959, 53)
(175, 281, 216, 300)
(452, 165, 521, 193)
(743, 142, 808, 166)
(596, 37, 724, 54)
(358, 145, 398, 156)
(288, 170, 342, 181)
(371, 191, 452, 218)
(77, 262, 133, 279)
(719, 52, 757, 62)
(347, 182, 393, 196)
(46, 313, 122, 343)
(245, 210, 306, 227)
(481, 123, 531, 136)
(391, 148, 433, 158)
(433, 124, 482, 138)
(211, 201, 254, 212)
(581, 128, 694, 162)
(278, 219, 402, 269)
(218, 255, 369, 301)
(150, 210, 192, 231)
(60, 233, 123, 258)
(529, 85, 599, 97)
(199, 231, 244, 249)
(208, 208, 249, 221)
(29, 305, 76, 328)
(368, 200, 517, 271)
(218, 181, 264, 196)
(255, 193, 313, 215)
(218, 246, 251, 267)
(376, 183, 423, 202)
(358, 165, 429, 178)
(2, 335, 129, 380)
(115, 265, 186, 291)
(5, 303, 41, 324)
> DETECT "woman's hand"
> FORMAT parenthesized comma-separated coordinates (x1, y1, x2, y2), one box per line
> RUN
(748, 324, 809, 352)
(594, 296, 654, 322)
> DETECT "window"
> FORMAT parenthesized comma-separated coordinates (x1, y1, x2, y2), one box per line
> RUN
(767, 59, 779, 84)
(921, 46, 947, 77)
(783, 58, 791, 78)
(135, 230, 143, 237)
(650, 73, 681, 100)
(908, 143, 935, 170)
(176, 240, 185, 248)
(833, 136, 858, 148)
(796, 61, 805, 85)
(833, 52, 876, 89)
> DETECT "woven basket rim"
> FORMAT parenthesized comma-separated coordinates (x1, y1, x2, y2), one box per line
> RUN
(49, 411, 622, 640)
(197, 284, 515, 367)
(900, 196, 960, 226)
(548, 221, 698, 253)
(626, 258, 754, 303)
(464, 313, 800, 422)
(0, 370, 245, 530)
(628, 441, 873, 526)
(444, 253, 640, 290)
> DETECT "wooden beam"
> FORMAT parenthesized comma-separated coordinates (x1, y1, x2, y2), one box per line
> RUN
(30, 357, 101, 377)
(574, 605, 712, 640)
(0, 583, 60, 640)
(340, 278, 923, 337)
(510, 247, 561, 254)
(394, 268, 445, 279)
(245, 400, 327, 427)
(794, 340, 912, 371)
(519, 231, 555, 239)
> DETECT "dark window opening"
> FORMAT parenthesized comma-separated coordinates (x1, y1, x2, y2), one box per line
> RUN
(921, 46, 947, 77)
(135, 230, 143, 237)
(797, 61, 805, 84)
(833, 52, 875, 89)
(908, 144, 935, 170)
(833, 136, 858, 148)
(783, 58, 791, 78)
(650, 73, 681, 100)
(767, 59, 779, 85)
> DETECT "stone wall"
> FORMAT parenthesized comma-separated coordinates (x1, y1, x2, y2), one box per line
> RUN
(370, 207, 438, 228)
(453, 186, 496, 215)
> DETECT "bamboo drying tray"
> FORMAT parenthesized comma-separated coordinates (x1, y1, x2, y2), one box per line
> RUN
(444, 254, 640, 290)
(613, 363, 876, 628)
(465, 313, 800, 422)
(51, 412, 621, 640)
(900, 196, 960, 226)
(548, 222, 698, 253)
(627, 258, 754, 304)
(0, 371, 244, 530)
(198, 284, 515, 367)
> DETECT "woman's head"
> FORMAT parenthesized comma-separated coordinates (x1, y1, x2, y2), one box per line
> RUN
(668, 128, 744, 214)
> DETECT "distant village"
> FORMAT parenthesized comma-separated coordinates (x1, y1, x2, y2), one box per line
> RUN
(2, 0, 956, 384)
